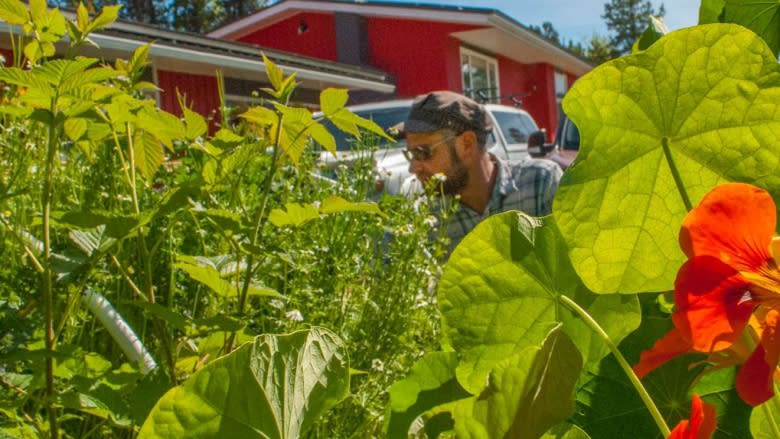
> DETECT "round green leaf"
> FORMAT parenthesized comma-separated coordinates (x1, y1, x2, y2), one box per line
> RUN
(138, 327, 349, 439)
(438, 212, 640, 394)
(554, 23, 780, 294)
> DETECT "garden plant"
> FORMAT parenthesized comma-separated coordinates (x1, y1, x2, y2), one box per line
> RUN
(0, 0, 779, 438)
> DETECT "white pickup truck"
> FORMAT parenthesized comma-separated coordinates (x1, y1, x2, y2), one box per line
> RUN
(318, 98, 548, 195)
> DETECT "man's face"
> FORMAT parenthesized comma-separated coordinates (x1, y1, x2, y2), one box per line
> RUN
(405, 131, 468, 196)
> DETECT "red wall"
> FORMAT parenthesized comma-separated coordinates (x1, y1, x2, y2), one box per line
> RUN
(239, 13, 338, 62)
(513, 63, 556, 136)
(365, 18, 481, 98)
(156, 70, 220, 131)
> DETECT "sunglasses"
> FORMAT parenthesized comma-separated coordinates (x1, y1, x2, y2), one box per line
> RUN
(402, 134, 459, 162)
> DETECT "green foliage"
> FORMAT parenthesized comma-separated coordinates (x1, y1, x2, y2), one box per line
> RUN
(699, 0, 780, 57)
(602, 0, 665, 55)
(139, 328, 350, 438)
(554, 23, 780, 294)
(440, 212, 640, 393)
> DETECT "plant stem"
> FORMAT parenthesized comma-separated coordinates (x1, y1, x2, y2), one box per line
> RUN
(42, 99, 60, 439)
(558, 294, 671, 437)
(661, 137, 692, 212)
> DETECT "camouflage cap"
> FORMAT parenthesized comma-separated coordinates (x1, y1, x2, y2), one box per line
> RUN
(404, 91, 493, 135)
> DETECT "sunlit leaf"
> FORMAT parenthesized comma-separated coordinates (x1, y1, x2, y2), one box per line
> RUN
(319, 88, 349, 117)
(320, 195, 385, 218)
(723, 0, 780, 56)
(133, 130, 164, 180)
(385, 352, 469, 438)
(183, 106, 207, 140)
(439, 212, 640, 393)
(139, 328, 349, 439)
(262, 53, 284, 91)
(269, 203, 320, 228)
(0, 0, 29, 25)
(451, 326, 582, 439)
(85, 4, 120, 34)
(63, 117, 88, 141)
(750, 400, 780, 438)
(554, 24, 780, 294)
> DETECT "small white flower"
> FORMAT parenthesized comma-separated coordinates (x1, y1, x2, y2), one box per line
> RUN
(270, 299, 284, 309)
(423, 215, 438, 228)
(285, 309, 304, 322)
(371, 358, 384, 372)
(432, 173, 447, 183)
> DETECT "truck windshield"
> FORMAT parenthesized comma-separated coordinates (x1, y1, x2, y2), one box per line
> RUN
(322, 106, 410, 151)
(490, 111, 539, 145)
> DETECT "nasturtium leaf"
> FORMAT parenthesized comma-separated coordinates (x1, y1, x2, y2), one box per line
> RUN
(722, 0, 780, 57)
(139, 328, 350, 439)
(385, 351, 470, 439)
(699, 0, 726, 24)
(451, 326, 582, 439)
(439, 212, 640, 394)
(750, 400, 780, 439)
(554, 23, 780, 294)
(541, 423, 591, 439)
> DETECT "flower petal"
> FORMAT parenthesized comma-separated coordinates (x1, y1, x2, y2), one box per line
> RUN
(634, 328, 691, 378)
(673, 255, 755, 352)
(679, 183, 775, 272)
(669, 394, 717, 439)
(736, 309, 780, 406)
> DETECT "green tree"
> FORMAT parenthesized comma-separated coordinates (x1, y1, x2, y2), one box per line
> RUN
(602, 0, 665, 54)
(528, 21, 562, 45)
(586, 33, 618, 65)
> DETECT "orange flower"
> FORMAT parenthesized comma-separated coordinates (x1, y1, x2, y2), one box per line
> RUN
(634, 183, 780, 406)
(669, 394, 717, 439)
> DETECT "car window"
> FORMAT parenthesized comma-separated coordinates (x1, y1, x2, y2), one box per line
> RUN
(562, 120, 580, 151)
(491, 111, 539, 144)
(322, 106, 410, 151)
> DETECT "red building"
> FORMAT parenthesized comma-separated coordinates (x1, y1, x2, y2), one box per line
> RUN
(209, 0, 592, 135)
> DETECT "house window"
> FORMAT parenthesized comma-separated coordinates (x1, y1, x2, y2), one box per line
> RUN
(461, 48, 499, 103)
(554, 70, 568, 102)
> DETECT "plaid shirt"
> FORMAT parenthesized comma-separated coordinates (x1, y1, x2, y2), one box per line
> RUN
(445, 156, 562, 251)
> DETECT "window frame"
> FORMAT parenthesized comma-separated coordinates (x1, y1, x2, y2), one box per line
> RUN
(460, 47, 500, 103)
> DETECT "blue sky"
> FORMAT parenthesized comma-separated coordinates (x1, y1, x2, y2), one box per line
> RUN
(378, 1, 701, 44)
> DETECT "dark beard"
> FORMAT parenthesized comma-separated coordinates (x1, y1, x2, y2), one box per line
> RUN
(442, 148, 468, 195)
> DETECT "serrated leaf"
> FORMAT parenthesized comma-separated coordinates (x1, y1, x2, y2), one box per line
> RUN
(319, 88, 349, 116)
(553, 23, 780, 294)
(269, 203, 320, 228)
(34, 58, 97, 87)
(183, 106, 207, 140)
(320, 195, 385, 218)
(262, 53, 284, 91)
(52, 209, 143, 240)
(139, 328, 350, 439)
(308, 121, 336, 154)
(85, 4, 120, 34)
(385, 352, 470, 438)
(137, 107, 185, 150)
(64, 117, 88, 141)
(439, 212, 640, 394)
(69, 225, 116, 256)
(128, 302, 190, 331)
(60, 67, 119, 93)
(175, 255, 239, 297)
(0, 0, 29, 25)
(133, 131, 164, 180)
(452, 326, 582, 439)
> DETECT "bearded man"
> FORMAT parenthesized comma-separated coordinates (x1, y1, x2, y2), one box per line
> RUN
(403, 91, 562, 251)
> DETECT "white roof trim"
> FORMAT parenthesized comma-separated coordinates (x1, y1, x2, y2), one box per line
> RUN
(209, 0, 492, 39)
(89, 33, 395, 92)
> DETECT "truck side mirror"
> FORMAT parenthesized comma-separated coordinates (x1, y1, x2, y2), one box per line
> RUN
(527, 130, 549, 157)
